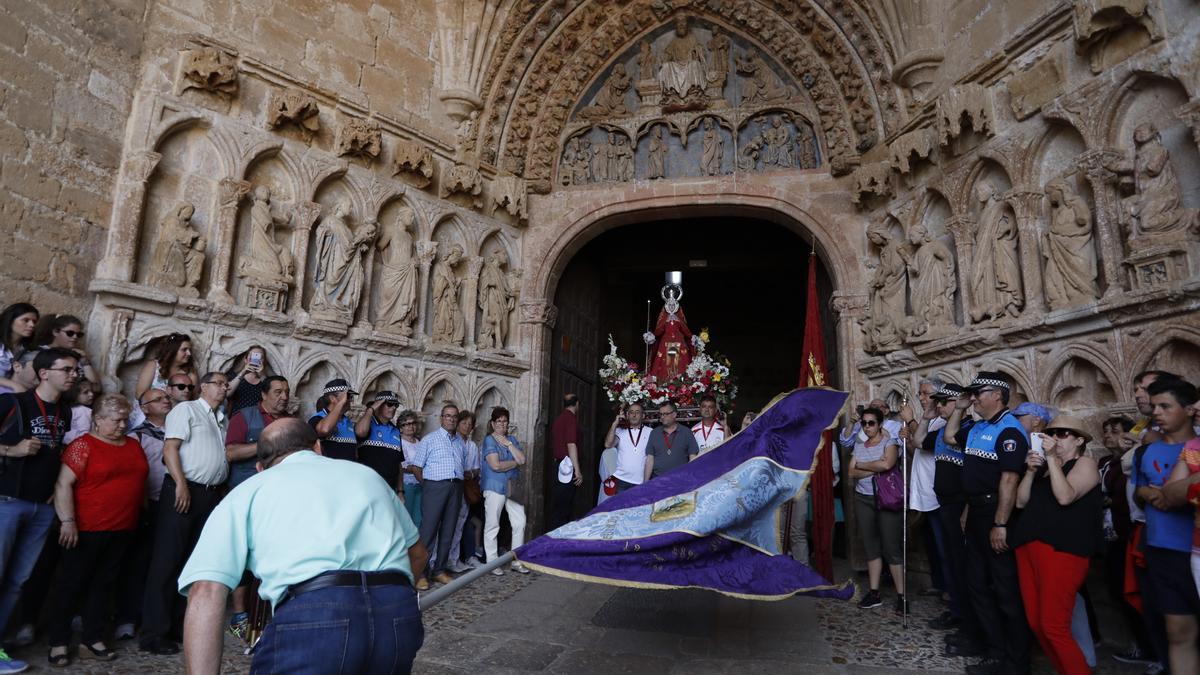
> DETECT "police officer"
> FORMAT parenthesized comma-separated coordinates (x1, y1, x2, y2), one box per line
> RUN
(944, 372, 1030, 675)
(180, 418, 428, 673)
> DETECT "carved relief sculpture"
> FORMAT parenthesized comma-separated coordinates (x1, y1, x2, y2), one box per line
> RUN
(705, 27, 731, 96)
(583, 63, 633, 118)
(561, 136, 593, 186)
(762, 116, 792, 168)
(591, 135, 611, 182)
(638, 41, 657, 81)
(736, 50, 790, 104)
(905, 223, 957, 340)
(738, 120, 766, 172)
(430, 243, 466, 345)
(609, 134, 634, 182)
(865, 221, 907, 352)
(441, 163, 484, 208)
(147, 202, 206, 297)
(658, 16, 707, 104)
(310, 202, 376, 322)
(647, 126, 667, 179)
(1111, 123, 1192, 238)
(374, 207, 419, 336)
(238, 186, 296, 310)
(477, 249, 515, 350)
(851, 161, 894, 205)
(1042, 179, 1100, 310)
(796, 124, 818, 169)
(266, 90, 320, 135)
(179, 48, 238, 96)
(969, 182, 1024, 321)
(392, 138, 435, 189)
(701, 118, 723, 175)
(336, 118, 383, 161)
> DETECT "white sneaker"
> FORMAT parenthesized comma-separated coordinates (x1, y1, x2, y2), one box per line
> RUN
(463, 556, 479, 569)
(490, 567, 505, 576)
(511, 562, 530, 574)
(114, 623, 136, 641)
(9, 624, 33, 648)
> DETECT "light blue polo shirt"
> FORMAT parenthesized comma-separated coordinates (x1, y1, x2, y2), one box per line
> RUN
(178, 450, 420, 608)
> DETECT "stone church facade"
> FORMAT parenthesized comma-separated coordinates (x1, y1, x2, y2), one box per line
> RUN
(2, 0, 1198, 526)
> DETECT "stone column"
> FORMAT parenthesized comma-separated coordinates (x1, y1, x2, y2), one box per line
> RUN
(1076, 149, 1128, 299)
(206, 178, 252, 304)
(518, 299, 558, 532)
(830, 291, 868, 571)
(945, 215, 977, 323)
(96, 150, 162, 282)
(1176, 98, 1200, 150)
(462, 256, 484, 347)
(415, 241, 439, 338)
(288, 202, 323, 313)
(1004, 188, 1047, 314)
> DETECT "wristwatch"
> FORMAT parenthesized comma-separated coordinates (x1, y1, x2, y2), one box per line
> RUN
(992, 523, 1006, 528)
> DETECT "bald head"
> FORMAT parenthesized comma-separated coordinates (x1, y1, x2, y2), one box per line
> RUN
(869, 398, 887, 411)
(257, 417, 319, 466)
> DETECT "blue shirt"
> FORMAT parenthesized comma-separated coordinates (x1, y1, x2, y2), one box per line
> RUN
(308, 410, 359, 462)
(1134, 441, 1193, 552)
(960, 409, 1028, 496)
(358, 419, 404, 489)
(481, 435, 521, 494)
(413, 428, 465, 481)
(178, 451, 420, 609)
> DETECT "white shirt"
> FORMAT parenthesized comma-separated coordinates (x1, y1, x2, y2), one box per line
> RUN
(909, 417, 944, 512)
(611, 425, 651, 485)
(164, 399, 229, 486)
(691, 420, 727, 454)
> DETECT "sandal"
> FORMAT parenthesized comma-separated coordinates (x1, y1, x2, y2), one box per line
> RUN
(48, 646, 70, 667)
(79, 642, 117, 661)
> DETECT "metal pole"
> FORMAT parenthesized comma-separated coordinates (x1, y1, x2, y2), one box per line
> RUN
(418, 552, 516, 611)
(901, 429, 909, 628)
(643, 299, 651, 372)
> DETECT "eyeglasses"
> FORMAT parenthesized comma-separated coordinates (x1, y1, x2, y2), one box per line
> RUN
(862, 420, 879, 427)
(401, 421, 418, 426)
(1049, 430, 1077, 439)
(45, 367, 78, 375)
(171, 383, 195, 391)
(140, 396, 169, 406)
(59, 329, 84, 339)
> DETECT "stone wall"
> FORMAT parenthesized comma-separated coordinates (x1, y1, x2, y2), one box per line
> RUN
(0, 0, 148, 315)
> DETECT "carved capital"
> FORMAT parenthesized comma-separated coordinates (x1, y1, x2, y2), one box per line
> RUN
(293, 202, 323, 231)
(465, 256, 484, 279)
(124, 151, 162, 183)
(416, 241, 439, 267)
(217, 178, 252, 207)
(945, 215, 977, 242)
(1003, 189, 1045, 222)
(830, 292, 868, 318)
(519, 301, 558, 327)
(1075, 148, 1124, 182)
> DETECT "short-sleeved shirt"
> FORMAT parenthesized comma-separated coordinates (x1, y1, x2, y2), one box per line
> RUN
(358, 418, 403, 489)
(853, 436, 898, 496)
(400, 438, 420, 486)
(612, 425, 651, 485)
(412, 428, 465, 481)
(958, 408, 1028, 496)
(0, 391, 70, 503)
(461, 436, 480, 474)
(178, 450, 420, 609)
(481, 435, 521, 494)
(550, 409, 579, 461)
(909, 418, 943, 512)
(645, 425, 700, 479)
(1134, 440, 1192, 552)
(933, 418, 973, 499)
(129, 421, 167, 501)
(307, 410, 359, 462)
(164, 399, 229, 486)
(62, 434, 148, 531)
(691, 420, 727, 454)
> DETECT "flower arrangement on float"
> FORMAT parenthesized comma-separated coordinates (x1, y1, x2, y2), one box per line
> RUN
(599, 330, 738, 409)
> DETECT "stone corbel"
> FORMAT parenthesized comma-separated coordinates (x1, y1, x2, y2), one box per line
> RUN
(518, 300, 558, 329)
(96, 150, 162, 282)
(288, 202, 323, 311)
(1076, 149, 1129, 298)
(462, 256, 484, 347)
(1004, 188, 1048, 314)
(850, 161, 894, 207)
(206, 178, 252, 305)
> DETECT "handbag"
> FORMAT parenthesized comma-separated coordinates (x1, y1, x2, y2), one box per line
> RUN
(463, 475, 482, 505)
(872, 462, 904, 511)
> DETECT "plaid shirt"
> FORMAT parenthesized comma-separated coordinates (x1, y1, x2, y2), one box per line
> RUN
(413, 428, 465, 481)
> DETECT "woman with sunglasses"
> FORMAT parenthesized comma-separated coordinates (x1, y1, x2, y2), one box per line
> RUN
(848, 406, 905, 611)
(32, 314, 99, 384)
(0, 302, 39, 393)
(135, 333, 198, 399)
(1011, 416, 1101, 675)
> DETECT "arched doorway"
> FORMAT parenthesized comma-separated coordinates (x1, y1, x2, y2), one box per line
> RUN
(543, 210, 837, 525)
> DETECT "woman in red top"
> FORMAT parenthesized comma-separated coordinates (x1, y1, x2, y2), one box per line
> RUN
(47, 394, 148, 666)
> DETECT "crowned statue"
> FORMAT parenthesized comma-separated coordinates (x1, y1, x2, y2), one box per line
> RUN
(643, 272, 695, 383)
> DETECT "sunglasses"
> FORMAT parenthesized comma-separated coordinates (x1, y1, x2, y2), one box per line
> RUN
(380, 401, 399, 407)
(862, 420, 879, 427)
(1048, 429, 1077, 439)
(59, 329, 84, 339)
(171, 383, 195, 391)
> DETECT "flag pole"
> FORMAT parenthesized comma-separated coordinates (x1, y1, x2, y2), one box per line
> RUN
(643, 299, 652, 373)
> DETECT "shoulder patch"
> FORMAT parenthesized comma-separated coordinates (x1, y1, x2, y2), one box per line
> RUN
(1002, 439, 1017, 453)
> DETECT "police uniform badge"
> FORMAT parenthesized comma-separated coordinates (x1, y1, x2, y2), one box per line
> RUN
(1002, 439, 1017, 453)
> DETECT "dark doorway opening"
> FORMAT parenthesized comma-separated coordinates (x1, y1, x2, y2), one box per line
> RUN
(546, 216, 836, 530)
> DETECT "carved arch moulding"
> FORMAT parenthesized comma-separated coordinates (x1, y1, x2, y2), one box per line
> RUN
(467, 0, 905, 193)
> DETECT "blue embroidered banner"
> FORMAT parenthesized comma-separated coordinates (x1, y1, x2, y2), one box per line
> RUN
(516, 388, 854, 600)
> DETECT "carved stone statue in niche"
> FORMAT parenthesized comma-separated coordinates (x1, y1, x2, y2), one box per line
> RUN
(658, 15, 707, 104)
(700, 118, 724, 175)
(311, 201, 376, 322)
(762, 116, 792, 168)
(969, 182, 1024, 322)
(583, 63, 632, 118)
(430, 243, 466, 345)
(374, 207, 419, 336)
(738, 121, 766, 171)
(147, 202, 205, 297)
(609, 134, 634, 182)
(590, 136, 610, 182)
(864, 221, 907, 352)
(638, 41, 657, 81)
(561, 136, 593, 186)
(736, 51, 789, 104)
(647, 127, 667, 179)
(796, 124, 818, 169)
(706, 27, 731, 96)
(1111, 123, 1190, 237)
(477, 249, 515, 351)
(905, 222, 956, 340)
(1042, 179, 1099, 310)
(239, 186, 295, 286)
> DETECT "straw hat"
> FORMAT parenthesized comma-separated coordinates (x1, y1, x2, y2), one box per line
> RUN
(1043, 415, 1092, 444)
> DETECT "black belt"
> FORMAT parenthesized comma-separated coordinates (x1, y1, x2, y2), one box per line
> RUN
(168, 475, 223, 491)
(968, 493, 998, 506)
(280, 570, 410, 607)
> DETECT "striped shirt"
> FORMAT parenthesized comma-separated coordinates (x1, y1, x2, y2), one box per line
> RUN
(413, 428, 465, 481)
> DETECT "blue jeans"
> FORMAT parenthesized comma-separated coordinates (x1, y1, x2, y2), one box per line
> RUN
(402, 483, 422, 530)
(0, 497, 55, 631)
(251, 580, 423, 674)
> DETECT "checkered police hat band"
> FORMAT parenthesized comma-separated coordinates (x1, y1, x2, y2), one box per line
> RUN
(971, 378, 1010, 390)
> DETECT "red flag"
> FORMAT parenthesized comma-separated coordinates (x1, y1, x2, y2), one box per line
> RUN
(799, 252, 835, 580)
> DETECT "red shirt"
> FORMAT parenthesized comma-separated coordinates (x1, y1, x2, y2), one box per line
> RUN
(225, 405, 281, 446)
(62, 435, 149, 532)
(550, 409, 579, 461)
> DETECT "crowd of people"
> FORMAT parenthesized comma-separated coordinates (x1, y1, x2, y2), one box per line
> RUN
(0, 301, 533, 672)
(840, 369, 1200, 675)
